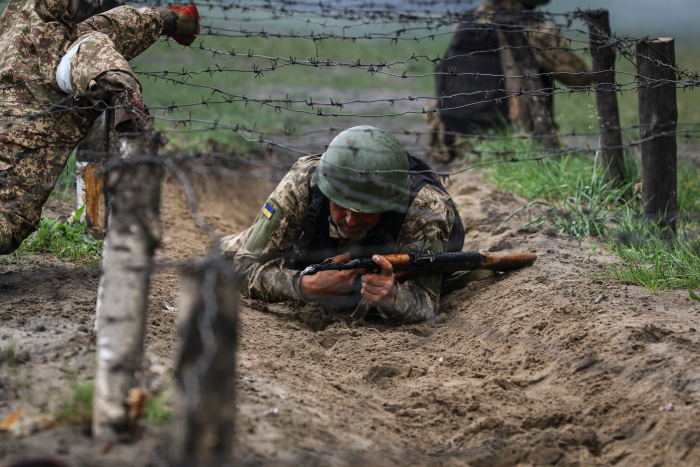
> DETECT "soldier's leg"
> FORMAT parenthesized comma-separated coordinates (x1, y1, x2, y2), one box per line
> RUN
(0, 35, 141, 254)
(0, 145, 72, 254)
(61, 33, 149, 130)
(73, 3, 200, 57)
(74, 6, 164, 59)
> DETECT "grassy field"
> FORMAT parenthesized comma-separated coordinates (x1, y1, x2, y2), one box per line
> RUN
(131, 19, 700, 152)
(475, 135, 700, 294)
(135, 31, 452, 151)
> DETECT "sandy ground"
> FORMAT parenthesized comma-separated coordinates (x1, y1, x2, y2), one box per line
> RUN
(2, 159, 700, 467)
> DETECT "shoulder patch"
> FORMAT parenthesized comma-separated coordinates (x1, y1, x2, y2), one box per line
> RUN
(245, 199, 282, 256)
(262, 202, 275, 219)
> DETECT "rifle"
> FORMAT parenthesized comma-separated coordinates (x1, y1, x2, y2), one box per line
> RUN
(299, 251, 536, 278)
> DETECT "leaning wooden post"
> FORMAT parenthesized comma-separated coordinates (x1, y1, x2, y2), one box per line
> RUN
(587, 10, 625, 184)
(637, 38, 678, 235)
(93, 128, 164, 440)
(169, 258, 238, 466)
(76, 109, 112, 237)
(492, 2, 560, 150)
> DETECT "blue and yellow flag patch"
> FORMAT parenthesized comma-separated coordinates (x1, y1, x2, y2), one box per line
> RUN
(261, 202, 275, 219)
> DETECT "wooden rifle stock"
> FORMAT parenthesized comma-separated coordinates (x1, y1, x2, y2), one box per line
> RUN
(479, 252, 537, 271)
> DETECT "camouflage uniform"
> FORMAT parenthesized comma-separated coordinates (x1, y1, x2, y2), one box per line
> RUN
(0, 0, 164, 254)
(221, 156, 456, 325)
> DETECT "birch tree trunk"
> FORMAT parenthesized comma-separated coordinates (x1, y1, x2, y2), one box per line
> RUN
(93, 132, 163, 440)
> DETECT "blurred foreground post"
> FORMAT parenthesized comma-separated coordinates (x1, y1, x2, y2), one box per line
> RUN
(169, 259, 238, 466)
(93, 128, 164, 439)
(493, 0, 559, 150)
(586, 10, 625, 184)
(637, 38, 677, 235)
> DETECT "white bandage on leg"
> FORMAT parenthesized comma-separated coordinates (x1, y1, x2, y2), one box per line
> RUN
(56, 36, 93, 94)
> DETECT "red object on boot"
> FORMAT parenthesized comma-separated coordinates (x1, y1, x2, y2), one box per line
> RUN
(167, 4, 200, 46)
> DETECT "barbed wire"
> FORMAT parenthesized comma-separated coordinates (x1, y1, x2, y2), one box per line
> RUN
(2, 1, 698, 459)
(79, 126, 700, 177)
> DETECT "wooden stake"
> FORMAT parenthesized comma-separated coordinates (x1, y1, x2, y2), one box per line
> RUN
(637, 38, 678, 234)
(587, 10, 625, 184)
(93, 131, 163, 440)
(169, 261, 238, 466)
(76, 110, 110, 237)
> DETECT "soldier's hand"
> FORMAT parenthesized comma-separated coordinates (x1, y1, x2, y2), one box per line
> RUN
(299, 252, 361, 300)
(361, 255, 397, 309)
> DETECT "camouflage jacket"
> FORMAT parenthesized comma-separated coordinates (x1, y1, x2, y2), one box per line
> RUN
(0, 0, 163, 155)
(221, 156, 456, 325)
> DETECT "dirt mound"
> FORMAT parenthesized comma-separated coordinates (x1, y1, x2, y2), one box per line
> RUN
(2, 166, 700, 466)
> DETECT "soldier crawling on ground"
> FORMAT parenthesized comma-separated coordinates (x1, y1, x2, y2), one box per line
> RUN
(221, 126, 466, 325)
(425, 0, 593, 162)
(0, 0, 201, 254)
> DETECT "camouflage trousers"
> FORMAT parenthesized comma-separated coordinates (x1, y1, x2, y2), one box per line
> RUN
(0, 70, 143, 255)
(0, 143, 73, 254)
(0, 6, 162, 254)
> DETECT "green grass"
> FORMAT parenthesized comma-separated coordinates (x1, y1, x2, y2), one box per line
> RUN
(143, 390, 172, 425)
(475, 133, 700, 294)
(595, 218, 700, 294)
(1, 341, 21, 370)
(55, 380, 94, 426)
(0, 206, 102, 267)
(492, 152, 634, 244)
(54, 374, 171, 426)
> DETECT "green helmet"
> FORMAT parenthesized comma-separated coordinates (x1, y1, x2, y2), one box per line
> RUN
(311, 126, 410, 214)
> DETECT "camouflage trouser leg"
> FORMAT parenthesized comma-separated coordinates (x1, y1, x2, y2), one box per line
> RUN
(68, 33, 148, 129)
(74, 6, 163, 60)
(0, 144, 72, 255)
(69, 32, 140, 95)
(66, 6, 164, 99)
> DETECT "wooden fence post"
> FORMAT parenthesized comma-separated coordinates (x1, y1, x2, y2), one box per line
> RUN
(76, 111, 106, 236)
(169, 260, 238, 467)
(93, 129, 164, 440)
(637, 38, 678, 234)
(492, 3, 559, 150)
(587, 10, 625, 184)
(75, 104, 119, 237)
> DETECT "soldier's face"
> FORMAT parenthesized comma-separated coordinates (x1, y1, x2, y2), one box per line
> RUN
(330, 201, 382, 240)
